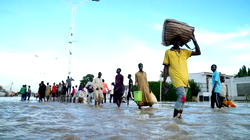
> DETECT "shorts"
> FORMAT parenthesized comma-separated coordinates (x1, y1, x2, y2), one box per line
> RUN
(174, 86, 188, 111)
(52, 93, 55, 97)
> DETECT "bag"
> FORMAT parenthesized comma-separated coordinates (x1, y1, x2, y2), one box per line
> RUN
(86, 85, 93, 93)
(162, 19, 194, 47)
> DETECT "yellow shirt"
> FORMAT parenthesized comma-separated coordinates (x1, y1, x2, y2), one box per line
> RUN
(163, 49, 192, 88)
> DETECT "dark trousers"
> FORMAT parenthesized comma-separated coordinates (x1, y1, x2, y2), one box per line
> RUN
(110, 94, 113, 103)
(21, 94, 26, 101)
(27, 93, 31, 100)
(103, 93, 107, 103)
(211, 92, 221, 108)
(24, 93, 27, 100)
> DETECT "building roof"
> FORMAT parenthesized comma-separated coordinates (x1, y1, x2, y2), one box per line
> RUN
(190, 72, 233, 78)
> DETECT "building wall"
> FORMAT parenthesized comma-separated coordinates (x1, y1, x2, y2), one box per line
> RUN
(189, 73, 207, 83)
(226, 77, 250, 101)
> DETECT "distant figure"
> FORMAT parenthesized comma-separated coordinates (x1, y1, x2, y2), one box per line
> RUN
(73, 85, 79, 103)
(211, 64, 222, 109)
(109, 82, 115, 103)
(20, 85, 26, 101)
(61, 83, 67, 102)
(85, 78, 94, 104)
(114, 68, 124, 107)
(127, 74, 134, 105)
(102, 79, 110, 103)
(52, 83, 57, 101)
(71, 86, 75, 103)
(45, 83, 51, 102)
(66, 76, 74, 95)
(24, 85, 27, 100)
(135, 63, 157, 109)
(39, 81, 46, 102)
(27, 85, 31, 101)
(92, 72, 103, 105)
(58, 82, 63, 98)
(36, 84, 41, 100)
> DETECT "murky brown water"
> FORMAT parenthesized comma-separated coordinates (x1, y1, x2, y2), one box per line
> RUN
(0, 97, 249, 140)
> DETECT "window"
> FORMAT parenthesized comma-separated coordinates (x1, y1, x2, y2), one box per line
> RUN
(236, 83, 250, 96)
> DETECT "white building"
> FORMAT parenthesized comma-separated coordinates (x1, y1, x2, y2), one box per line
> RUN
(167, 72, 250, 101)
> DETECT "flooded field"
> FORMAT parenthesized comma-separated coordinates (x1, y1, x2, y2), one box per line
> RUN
(0, 97, 249, 140)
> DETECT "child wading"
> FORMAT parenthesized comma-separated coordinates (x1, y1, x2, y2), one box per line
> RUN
(163, 34, 201, 119)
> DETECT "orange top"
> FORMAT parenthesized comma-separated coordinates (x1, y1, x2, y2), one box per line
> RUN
(102, 82, 109, 93)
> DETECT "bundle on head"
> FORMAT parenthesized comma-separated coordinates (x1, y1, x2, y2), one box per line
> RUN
(162, 19, 194, 46)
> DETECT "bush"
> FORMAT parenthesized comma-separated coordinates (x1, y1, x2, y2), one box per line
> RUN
(188, 80, 201, 97)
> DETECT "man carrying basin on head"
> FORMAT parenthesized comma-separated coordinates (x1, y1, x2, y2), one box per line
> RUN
(163, 33, 201, 119)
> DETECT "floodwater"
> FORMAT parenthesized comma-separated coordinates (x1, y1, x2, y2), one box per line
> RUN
(0, 97, 249, 140)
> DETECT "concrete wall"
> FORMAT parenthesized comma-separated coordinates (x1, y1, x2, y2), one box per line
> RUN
(189, 73, 207, 83)
(226, 77, 250, 101)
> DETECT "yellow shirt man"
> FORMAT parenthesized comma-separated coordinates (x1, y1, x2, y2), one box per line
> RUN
(163, 49, 192, 88)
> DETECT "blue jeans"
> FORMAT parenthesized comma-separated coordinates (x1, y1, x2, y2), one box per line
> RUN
(174, 86, 188, 111)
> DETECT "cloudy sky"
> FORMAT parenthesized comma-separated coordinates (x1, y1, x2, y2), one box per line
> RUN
(0, 0, 250, 92)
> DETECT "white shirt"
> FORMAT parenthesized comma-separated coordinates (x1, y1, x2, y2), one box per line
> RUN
(110, 85, 114, 95)
(220, 83, 227, 97)
(92, 78, 103, 90)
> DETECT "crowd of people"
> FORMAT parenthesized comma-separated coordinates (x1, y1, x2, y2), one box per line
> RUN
(19, 33, 234, 119)
(19, 62, 159, 109)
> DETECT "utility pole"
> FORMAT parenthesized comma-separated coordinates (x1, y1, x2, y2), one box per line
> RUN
(66, 0, 100, 77)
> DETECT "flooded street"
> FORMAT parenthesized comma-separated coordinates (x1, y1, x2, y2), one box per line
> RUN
(0, 97, 249, 140)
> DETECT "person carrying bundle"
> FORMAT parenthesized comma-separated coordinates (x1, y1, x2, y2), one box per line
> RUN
(163, 33, 201, 119)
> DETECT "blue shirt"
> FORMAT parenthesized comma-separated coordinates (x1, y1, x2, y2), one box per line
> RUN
(212, 71, 221, 93)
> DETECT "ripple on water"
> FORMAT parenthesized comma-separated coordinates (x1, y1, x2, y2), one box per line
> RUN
(136, 114, 149, 121)
(165, 122, 180, 131)
(1, 97, 250, 140)
(61, 134, 80, 140)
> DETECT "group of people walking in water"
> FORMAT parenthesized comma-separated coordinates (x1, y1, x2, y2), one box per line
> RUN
(30, 62, 158, 110)
(20, 33, 207, 119)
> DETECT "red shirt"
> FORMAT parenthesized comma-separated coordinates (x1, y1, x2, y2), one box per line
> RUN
(71, 88, 75, 95)
(52, 86, 57, 93)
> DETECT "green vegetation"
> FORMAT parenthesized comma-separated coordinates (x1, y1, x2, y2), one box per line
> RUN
(133, 80, 201, 101)
(79, 74, 94, 88)
(235, 65, 250, 77)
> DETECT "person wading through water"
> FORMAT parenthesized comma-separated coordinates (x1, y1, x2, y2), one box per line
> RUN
(92, 72, 103, 106)
(163, 33, 201, 119)
(127, 74, 134, 106)
(114, 68, 124, 107)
